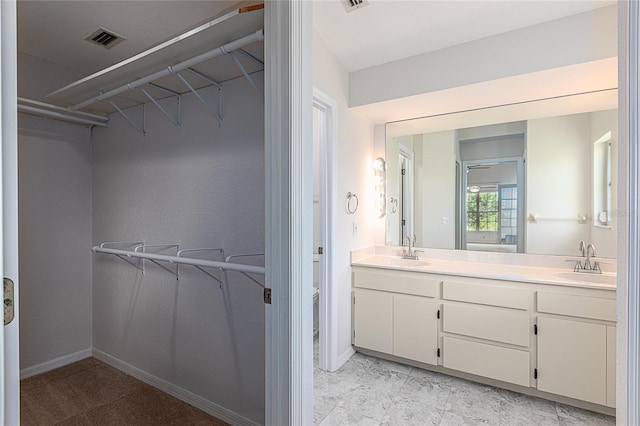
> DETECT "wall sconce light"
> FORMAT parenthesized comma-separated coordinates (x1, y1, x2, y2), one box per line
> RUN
(373, 157, 386, 218)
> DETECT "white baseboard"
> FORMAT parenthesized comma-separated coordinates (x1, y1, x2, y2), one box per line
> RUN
(20, 348, 92, 379)
(335, 346, 356, 370)
(92, 349, 260, 426)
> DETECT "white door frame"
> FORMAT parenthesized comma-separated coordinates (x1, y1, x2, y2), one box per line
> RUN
(624, 2, 640, 424)
(1, 0, 20, 423)
(398, 144, 414, 243)
(264, 1, 313, 425)
(313, 88, 338, 372)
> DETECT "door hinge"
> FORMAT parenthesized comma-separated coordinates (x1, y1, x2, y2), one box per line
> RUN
(401, 168, 406, 175)
(402, 219, 406, 226)
(318, 247, 324, 255)
(437, 348, 441, 358)
(437, 309, 441, 319)
(263, 288, 272, 304)
(534, 324, 538, 335)
(4, 278, 15, 326)
(534, 368, 538, 379)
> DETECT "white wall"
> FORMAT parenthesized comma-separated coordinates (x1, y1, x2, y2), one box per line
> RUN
(91, 76, 265, 424)
(313, 31, 374, 363)
(350, 5, 617, 107)
(419, 130, 456, 248)
(527, 113, 592, 255)
(17, 53, 92, 371)
(18, 115, 93, 369)
(17, 52, 81, 102)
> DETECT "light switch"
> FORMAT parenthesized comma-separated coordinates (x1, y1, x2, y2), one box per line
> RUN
(353, 220, 358, 236)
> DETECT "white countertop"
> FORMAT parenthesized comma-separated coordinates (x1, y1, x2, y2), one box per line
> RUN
(351, 246, 617, 291)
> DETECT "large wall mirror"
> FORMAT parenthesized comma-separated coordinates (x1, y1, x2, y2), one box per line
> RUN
(385, 89, 618, 258)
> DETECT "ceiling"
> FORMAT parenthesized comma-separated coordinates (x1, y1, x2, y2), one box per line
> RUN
(313, 0, 616, 73)
(17, 1, 264, 113)
(17, 1, 241, 77)
(18, 0, 616, 83)
(313, 0, 618, 125)
(17, 1, 616, 117)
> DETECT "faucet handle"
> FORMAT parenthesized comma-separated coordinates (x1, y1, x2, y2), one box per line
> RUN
(567, 258, 583, 272)
(414, 249, 424, 260)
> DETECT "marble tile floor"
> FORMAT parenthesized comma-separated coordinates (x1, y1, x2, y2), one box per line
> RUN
(313, 344, 615, 426)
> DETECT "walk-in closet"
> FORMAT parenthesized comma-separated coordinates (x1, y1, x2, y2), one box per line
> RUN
(16, 2, 267, 424)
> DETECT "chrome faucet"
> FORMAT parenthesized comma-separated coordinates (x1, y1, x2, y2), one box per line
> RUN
(572, 241, 601, 273)
(403, 236, 412, 258)
(586, 243, 599, 271)
(402, 236, 422, 260)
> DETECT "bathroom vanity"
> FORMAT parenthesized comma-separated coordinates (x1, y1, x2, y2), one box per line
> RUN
(351, 247, 617, 415)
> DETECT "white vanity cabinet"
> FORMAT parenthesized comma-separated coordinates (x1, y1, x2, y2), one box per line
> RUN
(536, 291, 617, 407)
(353, 269, 439, 365)
(351, 262, 616, 413)
(353, 288, 393, 354)
(441, 278, 532, 387)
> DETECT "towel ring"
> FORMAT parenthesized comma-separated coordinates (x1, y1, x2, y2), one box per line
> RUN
(346, 192, 359, 214)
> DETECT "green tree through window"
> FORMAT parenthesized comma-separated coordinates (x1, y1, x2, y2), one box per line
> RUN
(467, 191, 498, 231)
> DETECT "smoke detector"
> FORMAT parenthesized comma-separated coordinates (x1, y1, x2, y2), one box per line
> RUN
(85, 28, 126, 49)
(342, 0, 369, 13)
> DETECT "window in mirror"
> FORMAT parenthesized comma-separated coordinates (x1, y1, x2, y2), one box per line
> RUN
(500, 185, 518, 244)
(467, 189, 499, 232)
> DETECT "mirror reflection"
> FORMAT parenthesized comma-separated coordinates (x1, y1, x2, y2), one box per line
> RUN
(385, 90, 618, 258)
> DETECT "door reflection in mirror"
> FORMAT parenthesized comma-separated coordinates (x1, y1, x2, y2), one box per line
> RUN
(463, 159, 524, 253)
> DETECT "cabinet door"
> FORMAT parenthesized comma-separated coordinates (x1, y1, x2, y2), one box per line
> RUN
(394, 294, 438, 365)
(537, 316, 607, 405)
(354, 288, 393, 354)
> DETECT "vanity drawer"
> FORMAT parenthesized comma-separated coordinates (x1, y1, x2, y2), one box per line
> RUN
(443, 336, 530, 387)
(537, 292, 615, 321)
(443, 280, 529, 310)
(443, 303, 530, 347)
(354, 270, 438, 297)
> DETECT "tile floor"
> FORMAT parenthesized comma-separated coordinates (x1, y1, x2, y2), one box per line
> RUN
(313, 345, 616, 426)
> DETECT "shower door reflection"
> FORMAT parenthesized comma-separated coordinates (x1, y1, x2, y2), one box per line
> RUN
(463, 159, 524, 253)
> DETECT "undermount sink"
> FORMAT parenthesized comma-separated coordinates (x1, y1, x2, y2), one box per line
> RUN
(382, 258, 431, 267)
(554, 272, 616, 285)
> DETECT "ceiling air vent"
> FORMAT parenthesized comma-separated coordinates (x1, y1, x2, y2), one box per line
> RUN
(342, 0, 369, 13)
(85, 28, 126, 49)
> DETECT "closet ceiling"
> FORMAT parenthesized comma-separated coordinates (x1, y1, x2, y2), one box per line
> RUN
(17, 1, 264, 113)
